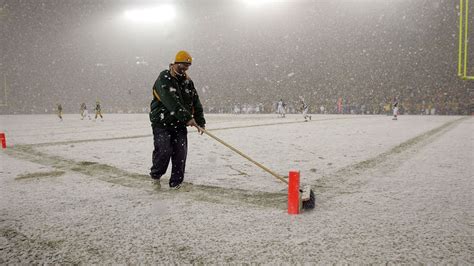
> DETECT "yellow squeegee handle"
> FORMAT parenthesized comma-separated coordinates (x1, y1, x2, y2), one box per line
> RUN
(196, 126, 289, 185)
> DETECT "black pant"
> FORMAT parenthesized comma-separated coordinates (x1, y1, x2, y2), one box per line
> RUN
(150, 126, 188, 187)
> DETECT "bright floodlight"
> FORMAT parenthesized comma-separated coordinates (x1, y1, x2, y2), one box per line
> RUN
(124, 5, 176, 23)
(241, 0, 279, 7)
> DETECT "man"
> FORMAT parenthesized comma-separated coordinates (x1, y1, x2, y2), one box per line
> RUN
(80, 102, 85, 118)
(57, 103, 63, 121)
(95, 100, 103, 121)
(80, 102, 91, 120)
(277, 99, 286, 118)
(392, 97, 399, 120)
(299, 97, 311, 121)
(149, 50, 206, 189)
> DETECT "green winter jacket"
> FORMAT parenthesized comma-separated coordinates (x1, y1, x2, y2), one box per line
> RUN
(149, 69, 206, 129)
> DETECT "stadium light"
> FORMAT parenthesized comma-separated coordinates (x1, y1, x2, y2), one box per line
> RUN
(240, 0, 278, 7)
(123, 4, 176, 24)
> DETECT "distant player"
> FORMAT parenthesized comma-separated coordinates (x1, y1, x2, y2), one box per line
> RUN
(80, 102, 91, 120)
(80, 103, 85, 118)
(300, 97, 311, 121)
(94, 101, 103, 121)
(392, 98, 399, 120)
(277, 99, 286, 118)
(57, 103, 63, 121)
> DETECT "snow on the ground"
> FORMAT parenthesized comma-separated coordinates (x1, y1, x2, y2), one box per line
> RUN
(0, 114, 472, 264)
(1, 114, 463, 192)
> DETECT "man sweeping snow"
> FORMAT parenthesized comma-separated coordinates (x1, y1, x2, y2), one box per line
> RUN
(149, 51, 206, 189)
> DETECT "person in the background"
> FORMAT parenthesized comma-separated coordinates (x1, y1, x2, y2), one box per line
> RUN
(149, 50, 206, 189)
(277, 99, 286, 118)
(300, 97, 311, 121)
(384, 101, 391, 116)
(95, 100, 103, 121)
(80, 103, 84, 118)
(80, 102, 91, 120)
(392, 98, 399, 120)
(57, 103, 63, 121)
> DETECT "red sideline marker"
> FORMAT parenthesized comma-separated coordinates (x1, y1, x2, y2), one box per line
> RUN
(288, 170, 300, 215)
(0, 132, 6, 149)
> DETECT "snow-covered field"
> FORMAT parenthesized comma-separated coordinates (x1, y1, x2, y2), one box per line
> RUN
(0, 114, 472, 264)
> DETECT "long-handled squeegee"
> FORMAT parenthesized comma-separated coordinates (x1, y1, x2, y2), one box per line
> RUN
(197, 126, 315, 210)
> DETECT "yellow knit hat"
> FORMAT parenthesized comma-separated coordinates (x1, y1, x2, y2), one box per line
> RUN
(174, 50, 192, 64)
